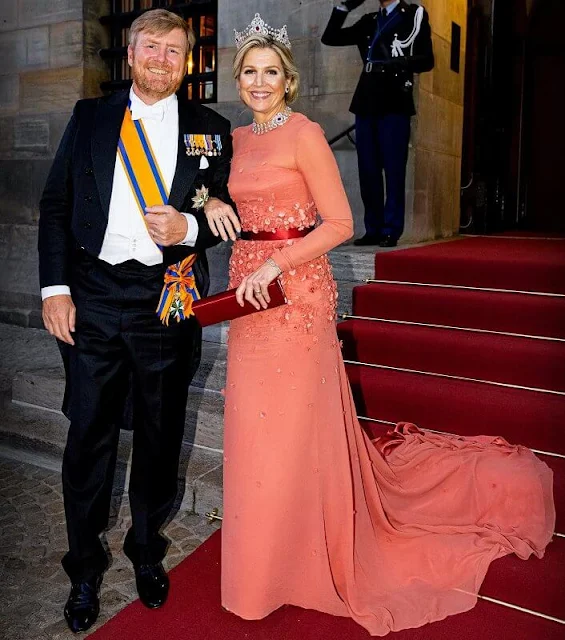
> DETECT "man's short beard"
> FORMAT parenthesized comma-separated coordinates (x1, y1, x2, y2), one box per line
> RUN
(132, 65, 184, 100)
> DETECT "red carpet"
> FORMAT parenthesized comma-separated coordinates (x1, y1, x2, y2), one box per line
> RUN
(344, 237, 565, 456)
(348, 365, 565, 453)
(91, 532, 565, 640)
(485, 231, 565, 239)
(480, 537, 565, 621)
(546, 455, 565, 531)
(93, 235, 564, 639)
(340, 319, 565, 391)
(374, 237, 565, 293)
(352, 283, 565, 339)
(342, 235, 564, 637)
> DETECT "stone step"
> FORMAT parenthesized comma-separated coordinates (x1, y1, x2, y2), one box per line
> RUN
(184, 389, 224, 452)
(0, 401, 224, 518)
(0, 306, 43, 329)
(10, 369, 225, 453)
(11, 328, 227, 398)
(192, 340, 227, 392)
(329, 243, 377, 283)
(0, 322, 226, 455)
(176, 441, 223, 516)
(202, 322, 229, 345)
(0, 322, 227, 394)
(0, 324, 62, 378)
(0, 402, 71, 462)
(10, 336, 227, 399)
(192, 459, 223, 518)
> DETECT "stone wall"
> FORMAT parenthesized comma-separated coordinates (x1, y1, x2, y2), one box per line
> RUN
(406, 0, 467, 242)
(0, 0, 110, 325)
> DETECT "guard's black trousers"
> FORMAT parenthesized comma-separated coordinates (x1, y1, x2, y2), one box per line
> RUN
(355, 113, 411, 241)
(60, 251, 199, 582)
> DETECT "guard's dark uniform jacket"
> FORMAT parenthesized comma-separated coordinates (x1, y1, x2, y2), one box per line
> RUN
(322, 1, 434, 116)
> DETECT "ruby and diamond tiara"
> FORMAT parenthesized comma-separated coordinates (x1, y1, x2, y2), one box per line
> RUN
(234, 13, 291, 50)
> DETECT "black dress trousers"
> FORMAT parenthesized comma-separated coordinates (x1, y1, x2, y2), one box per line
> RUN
(61, 250, 200, 582)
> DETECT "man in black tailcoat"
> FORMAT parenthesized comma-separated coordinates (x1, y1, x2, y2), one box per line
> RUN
(322, 0, 434, 246)
(38, 9, 238, 633)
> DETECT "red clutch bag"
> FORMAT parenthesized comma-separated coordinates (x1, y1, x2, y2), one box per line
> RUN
(192, 279, 287, 327)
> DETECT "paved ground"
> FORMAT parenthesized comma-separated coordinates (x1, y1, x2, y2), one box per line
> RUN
(0, 452, 220, 639)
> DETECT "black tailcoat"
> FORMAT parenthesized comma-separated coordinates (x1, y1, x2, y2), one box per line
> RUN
(38, 88, 233, 297)
(37, 90, 234, 579)
(39, 88, 233, 423)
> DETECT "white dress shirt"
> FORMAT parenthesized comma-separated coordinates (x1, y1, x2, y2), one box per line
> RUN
(381, 0, 400, 16)
(42, 88, 199, 300)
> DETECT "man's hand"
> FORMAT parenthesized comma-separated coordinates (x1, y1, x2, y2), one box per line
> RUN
(145, 205, 189, 246)
(342, 0, 366, 11)
(204, 197, 241, 242)
(42, 295, 76, 346)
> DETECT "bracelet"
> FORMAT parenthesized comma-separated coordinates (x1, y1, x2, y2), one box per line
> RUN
(265, 257, 282, 276)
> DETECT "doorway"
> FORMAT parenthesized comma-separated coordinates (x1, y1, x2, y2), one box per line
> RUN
(523, 0, 565, 232)
(460, 0, 565, 234)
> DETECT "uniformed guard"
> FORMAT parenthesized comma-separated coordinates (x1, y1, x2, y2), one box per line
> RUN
(322, 0, 434, 246)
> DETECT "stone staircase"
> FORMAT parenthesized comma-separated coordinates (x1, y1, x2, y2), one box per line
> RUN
(0, 242, 377, 520)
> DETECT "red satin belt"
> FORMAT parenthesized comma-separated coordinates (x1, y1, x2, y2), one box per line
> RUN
(239, 227, 314, 241)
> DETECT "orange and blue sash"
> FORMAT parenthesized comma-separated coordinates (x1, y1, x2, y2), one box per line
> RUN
(118, 102, 200, 325)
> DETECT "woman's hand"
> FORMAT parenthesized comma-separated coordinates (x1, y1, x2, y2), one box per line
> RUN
(204, 197, 241, 241)
(236, 261, 281, 310)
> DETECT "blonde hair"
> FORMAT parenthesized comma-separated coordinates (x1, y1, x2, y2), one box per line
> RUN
(233, 35, 300, 104)
(129, 9, 196, 57)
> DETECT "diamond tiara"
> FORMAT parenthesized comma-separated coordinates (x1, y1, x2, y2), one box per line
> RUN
(234, 13, 291, 50)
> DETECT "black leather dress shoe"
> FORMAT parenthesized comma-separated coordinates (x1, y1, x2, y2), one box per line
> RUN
(135, 562, 169, 609)
(64, 575, 102, 633)
(378, 235, 398, 247)
(353, 233, 381, 246)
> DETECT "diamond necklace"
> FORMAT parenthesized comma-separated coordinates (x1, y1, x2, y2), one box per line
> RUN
(252, 106, 293, 135)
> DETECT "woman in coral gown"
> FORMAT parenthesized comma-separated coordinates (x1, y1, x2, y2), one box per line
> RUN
(204, 19, 555, 637)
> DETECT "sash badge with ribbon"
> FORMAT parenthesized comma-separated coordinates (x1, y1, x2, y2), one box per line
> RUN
(117, 102, 201, 325)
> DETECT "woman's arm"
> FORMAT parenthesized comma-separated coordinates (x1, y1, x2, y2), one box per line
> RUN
(270, 121, 354, 272)
(236, 120, 354, 310)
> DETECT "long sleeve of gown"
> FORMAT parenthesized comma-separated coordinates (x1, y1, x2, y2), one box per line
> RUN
(270, 121, 354, 272)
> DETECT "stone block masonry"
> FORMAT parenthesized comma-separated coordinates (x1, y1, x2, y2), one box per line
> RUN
(0, 0, 111, 321)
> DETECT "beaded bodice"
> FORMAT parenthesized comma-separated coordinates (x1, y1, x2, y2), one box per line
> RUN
(227, 113, 354, 335)
(229, 114, 318, 234)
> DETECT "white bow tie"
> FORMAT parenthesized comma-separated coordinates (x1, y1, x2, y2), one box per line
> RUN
(131, 102, 165, 122)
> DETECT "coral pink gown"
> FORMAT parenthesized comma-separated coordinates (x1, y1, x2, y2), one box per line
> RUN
(221, 113, 555, 636)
